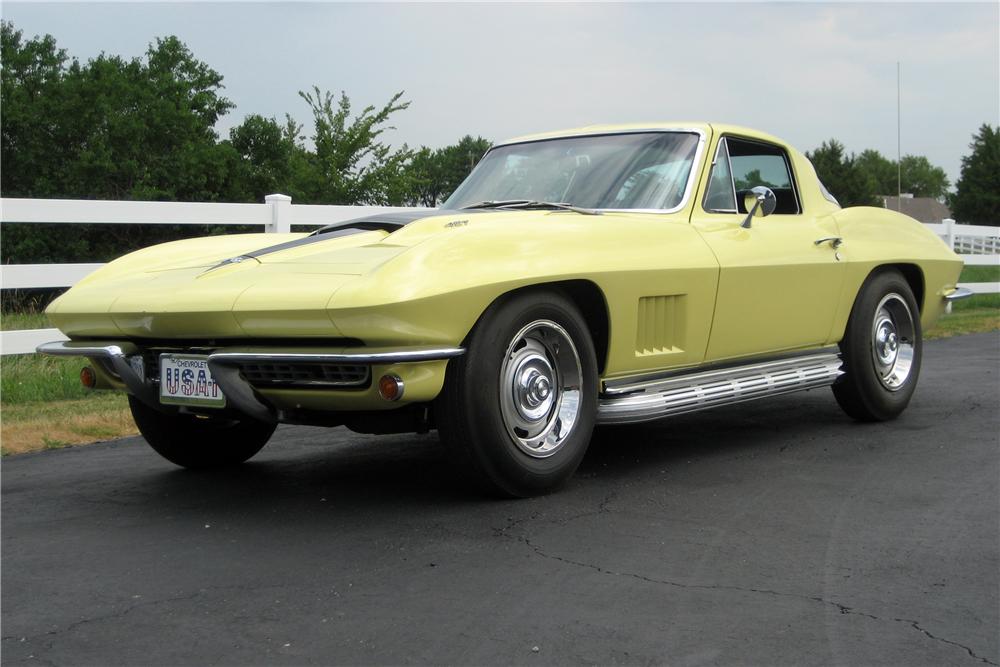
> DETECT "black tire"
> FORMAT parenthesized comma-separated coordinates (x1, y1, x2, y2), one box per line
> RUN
(128, 396, 276, 468)
(436, 290, 599, 497)
(833, 269, 922, 422)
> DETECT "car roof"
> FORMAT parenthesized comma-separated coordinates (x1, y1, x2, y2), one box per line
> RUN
(497, 122, 791, 150)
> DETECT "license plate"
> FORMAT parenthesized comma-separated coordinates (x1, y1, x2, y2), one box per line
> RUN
(159, 355, 226, 408)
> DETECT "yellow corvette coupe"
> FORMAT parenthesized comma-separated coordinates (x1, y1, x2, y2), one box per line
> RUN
(40, 123, 969, 496)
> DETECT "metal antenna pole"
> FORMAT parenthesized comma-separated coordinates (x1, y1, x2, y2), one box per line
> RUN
(897, 61, 902, 211)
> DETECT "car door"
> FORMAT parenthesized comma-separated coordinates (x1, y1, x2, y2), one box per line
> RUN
(690, 135, 845, 362)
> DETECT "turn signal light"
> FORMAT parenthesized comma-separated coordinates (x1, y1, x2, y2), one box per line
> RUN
(80, 366, 97, 389)
(377, 374, 404, 401)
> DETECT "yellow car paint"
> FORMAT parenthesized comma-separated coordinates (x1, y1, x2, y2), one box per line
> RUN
(46, 122, 965, 414)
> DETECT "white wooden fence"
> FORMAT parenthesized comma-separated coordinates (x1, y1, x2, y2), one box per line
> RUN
(925, 219, 1000, 265)
(0, 195, 426, 354)
(1, 199, 997, 355)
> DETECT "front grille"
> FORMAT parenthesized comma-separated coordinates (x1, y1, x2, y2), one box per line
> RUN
(143, 350, 163, 380)
(138, 349, 370, 389)
(239, 362, 370, 388)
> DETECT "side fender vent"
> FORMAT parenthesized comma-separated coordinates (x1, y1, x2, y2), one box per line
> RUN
(636, 295, 684, 356)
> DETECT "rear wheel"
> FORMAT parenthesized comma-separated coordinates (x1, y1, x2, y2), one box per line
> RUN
(128, 396, 276, 468)
(833, 269, 922, 421)
(437, 290, 598, 497)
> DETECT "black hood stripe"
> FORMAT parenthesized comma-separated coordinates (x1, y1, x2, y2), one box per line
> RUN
(237, 209, 479, 260)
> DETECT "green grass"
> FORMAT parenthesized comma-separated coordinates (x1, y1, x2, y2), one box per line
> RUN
(1, 354, 98, 403)
(42, 436, 71, 450)
(951, 265, 1000, 312)
(925, 256, 999, 335)
(959, 265, 1000, 283)
(1, 311, 50, 331)
(927, 307, 1000, 339)
(951, 293, 1000, 311)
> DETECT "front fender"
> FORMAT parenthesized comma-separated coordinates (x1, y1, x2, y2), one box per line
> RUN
(326, 213, 721, 377)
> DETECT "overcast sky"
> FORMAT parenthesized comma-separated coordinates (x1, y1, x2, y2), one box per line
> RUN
(4, 2, 998, 186)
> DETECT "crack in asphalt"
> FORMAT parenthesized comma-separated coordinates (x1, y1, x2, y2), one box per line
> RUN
(489, 490, 618, 539)
(523, 537, 997, 665)
(492, 502, 997, 667)
(2, 582, 294, 654)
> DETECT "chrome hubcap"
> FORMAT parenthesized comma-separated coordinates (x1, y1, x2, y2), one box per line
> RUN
(871, 293, 916, 391)
(500, 320, 583, 458)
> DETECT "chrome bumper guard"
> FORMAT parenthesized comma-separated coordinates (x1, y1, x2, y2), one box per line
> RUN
(36, 341, 159, 407)
(36, 341, 465, 423)
(944, 287, 974, 302)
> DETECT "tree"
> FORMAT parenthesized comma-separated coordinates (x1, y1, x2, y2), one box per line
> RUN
(226, 114, 303, 202)
(0, 22, 84, 200)
(1, 25, 234, 203)
(898, 155, 949, 199)
(293, 87, 413, 205)
(805, 140, 879, 207)
(950, 124, 999, 226)
(822, 146, 949, 201)
(854, 149, 896, 196)
(403, 135, 492, 206)
(402, 147, 440, 207)
(1, 24, 239, 263)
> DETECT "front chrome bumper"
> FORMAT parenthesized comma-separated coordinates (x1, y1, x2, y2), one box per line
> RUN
(37, 341, 464, 423)
(37, 340, 158, 406)
(943, 286, 975, 301)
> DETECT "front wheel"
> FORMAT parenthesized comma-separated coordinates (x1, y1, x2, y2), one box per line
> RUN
(833, 269, 922, 421)
(436, 290, 598, 497)
(128, 396, 276, 468)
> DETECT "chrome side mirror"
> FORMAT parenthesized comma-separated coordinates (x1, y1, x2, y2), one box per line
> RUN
(740, 186, 777, 229)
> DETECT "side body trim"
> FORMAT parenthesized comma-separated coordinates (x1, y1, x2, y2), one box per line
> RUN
(597, 352, 843, 424)
(207, 347, 465, 365)
(602, 346, 841, 395)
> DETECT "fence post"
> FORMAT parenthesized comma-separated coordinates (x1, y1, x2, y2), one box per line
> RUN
(943, 218, 956, 251)
(264, 194, 292, 233)
(943, 217, 957, 314)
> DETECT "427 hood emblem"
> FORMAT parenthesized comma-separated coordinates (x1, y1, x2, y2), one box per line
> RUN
(202, 255, 258, 274)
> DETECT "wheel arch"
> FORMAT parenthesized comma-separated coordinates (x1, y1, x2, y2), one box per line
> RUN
(872, 263, 925, 314)
(477, 279, 611, 375)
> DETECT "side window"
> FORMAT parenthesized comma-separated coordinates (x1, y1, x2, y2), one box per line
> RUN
(703, 137, 737, 212)
(726, 137, 801, 214)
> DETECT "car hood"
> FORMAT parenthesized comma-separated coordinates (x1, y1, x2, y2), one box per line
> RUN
(47, 208, 584, 339)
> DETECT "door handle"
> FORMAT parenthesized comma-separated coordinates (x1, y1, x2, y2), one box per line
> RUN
(814, 237, 843, 249)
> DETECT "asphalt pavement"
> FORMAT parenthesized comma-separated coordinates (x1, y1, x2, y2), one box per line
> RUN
(3, 332, 998, 666)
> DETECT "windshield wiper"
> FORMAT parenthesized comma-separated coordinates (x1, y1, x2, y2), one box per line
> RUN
(459, 199, 530, 209)
(460, 200, 602, 215)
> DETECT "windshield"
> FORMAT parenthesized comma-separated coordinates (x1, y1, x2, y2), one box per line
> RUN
(443, 132, 701, 211)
